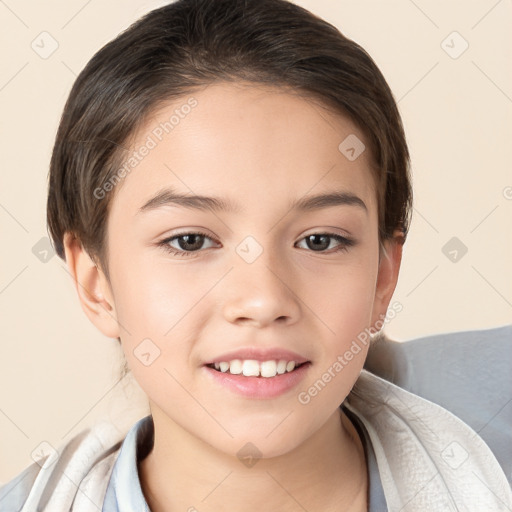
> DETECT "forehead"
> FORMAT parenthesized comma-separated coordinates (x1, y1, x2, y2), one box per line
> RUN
(109, 81, 377, 218)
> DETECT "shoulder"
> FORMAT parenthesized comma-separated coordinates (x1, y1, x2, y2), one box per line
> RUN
(364, 324, 512, 485)
(0, 421, 123, 511)
(347, 367, 512, 510)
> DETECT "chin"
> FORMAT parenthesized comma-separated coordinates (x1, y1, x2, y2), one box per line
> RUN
(210, 419, 313, 461)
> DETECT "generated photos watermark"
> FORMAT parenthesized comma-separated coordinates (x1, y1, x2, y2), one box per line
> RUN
(93, 97, 198, 200)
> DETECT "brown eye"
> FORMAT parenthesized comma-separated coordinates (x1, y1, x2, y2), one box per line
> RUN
(296, 233, 355, 254)
(305, 234, 330, 251)
(175, 234, 206, 252)
(159, 231, 219, 257)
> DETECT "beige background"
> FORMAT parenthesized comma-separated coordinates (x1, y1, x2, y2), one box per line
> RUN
(1, 0, 511, 483)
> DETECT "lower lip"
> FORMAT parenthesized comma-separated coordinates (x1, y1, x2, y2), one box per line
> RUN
(203, 363, 311, 399)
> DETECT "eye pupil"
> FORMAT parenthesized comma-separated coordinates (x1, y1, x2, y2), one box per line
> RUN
(307, 234, 329, 251)
(179, 234, 204, 251)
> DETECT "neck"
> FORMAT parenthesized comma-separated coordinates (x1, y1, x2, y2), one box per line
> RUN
(139, 406, 367, 512)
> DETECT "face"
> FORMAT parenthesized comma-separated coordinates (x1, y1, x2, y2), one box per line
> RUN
(76, 81, 401, 458)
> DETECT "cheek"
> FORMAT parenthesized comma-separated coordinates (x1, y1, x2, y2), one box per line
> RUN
(110, 248, 206, 335)
(110, 249, 218, 387)
(112, 259, 202, 411)
(309, 258, 379, 340)
(299, 255, 378, 399)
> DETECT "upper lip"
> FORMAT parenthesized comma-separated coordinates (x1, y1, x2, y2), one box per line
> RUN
(204, 348, 310, 365)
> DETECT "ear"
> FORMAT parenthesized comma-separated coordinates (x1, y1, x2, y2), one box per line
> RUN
(63, 232, 120, 339)
(370, 230, 403, 328)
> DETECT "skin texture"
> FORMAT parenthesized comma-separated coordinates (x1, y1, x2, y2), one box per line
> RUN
(64, 81, 402, 511)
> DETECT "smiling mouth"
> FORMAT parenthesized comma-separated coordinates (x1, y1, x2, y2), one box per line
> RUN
(206, 359, 310, 378)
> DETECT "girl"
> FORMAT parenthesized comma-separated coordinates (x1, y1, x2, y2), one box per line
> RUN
(1, 0, 510, 510)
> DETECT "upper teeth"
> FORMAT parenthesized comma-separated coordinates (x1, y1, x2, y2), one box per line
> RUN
(213, 359, 298, 377)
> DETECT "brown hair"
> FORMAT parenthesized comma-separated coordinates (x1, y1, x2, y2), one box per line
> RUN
(47, 0, 412, 283)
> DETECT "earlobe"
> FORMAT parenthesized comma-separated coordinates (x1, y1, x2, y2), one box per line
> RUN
(63, 232, 120, 339)
(371, 231, 403, 327)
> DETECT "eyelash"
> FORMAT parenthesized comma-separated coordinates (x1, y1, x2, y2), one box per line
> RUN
(157, 230, 355, 258)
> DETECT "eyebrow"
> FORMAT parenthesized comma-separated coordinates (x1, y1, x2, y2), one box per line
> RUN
(137, 187, 368, 215)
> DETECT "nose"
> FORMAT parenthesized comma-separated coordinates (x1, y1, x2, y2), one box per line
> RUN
(222, 250, 302, 328)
